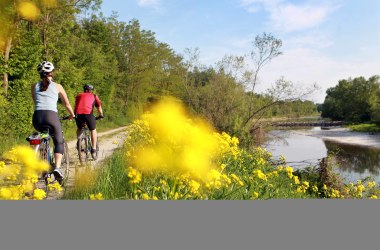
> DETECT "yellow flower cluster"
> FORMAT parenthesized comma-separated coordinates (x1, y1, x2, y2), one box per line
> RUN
(296, 181, 310, 194)
(90, 193, 104, 200)
(284, 166, 294, 179)
(253, 169, 267, 182)
(321, 179, 379, 199)
(127, 97, 241, 183)
(127, 167, 142, 184)
(48, 181, 63, 193)
(1, 146, 49, 200)
(214, 132, 241, 160)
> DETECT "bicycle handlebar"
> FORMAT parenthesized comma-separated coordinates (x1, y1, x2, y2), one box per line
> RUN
(63, 115, 104, 121)
(61, 115, 71, 120)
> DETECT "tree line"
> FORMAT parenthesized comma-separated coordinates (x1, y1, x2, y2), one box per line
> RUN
(321, 75, 380, 123)
(1, 0, 319, 151)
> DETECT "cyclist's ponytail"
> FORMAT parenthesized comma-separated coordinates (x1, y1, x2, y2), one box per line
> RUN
(39, 80, 51, 91)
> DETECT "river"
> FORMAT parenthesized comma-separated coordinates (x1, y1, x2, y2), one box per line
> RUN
(264, 127, 380, 183)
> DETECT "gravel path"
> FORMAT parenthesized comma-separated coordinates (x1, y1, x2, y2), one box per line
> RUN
(45, 126, 128, 200)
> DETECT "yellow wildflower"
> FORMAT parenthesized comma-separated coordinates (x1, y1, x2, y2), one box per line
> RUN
(367, 181, 376, 189)
(142, 193, 150, 200)
(293, 176, 300, 185)
(48, 182, 63, 192)
(189, 180, 201, 195)
(0, 188, 12, 200)
(90, 193, 104, 200)
(253, 169, 267, 181)
(252, 192, 259, 199)
(128, 167, 142, 184)
(33, 189, 46, 200)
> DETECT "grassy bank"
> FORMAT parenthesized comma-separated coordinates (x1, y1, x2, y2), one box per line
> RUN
(346, 123, 380, 133)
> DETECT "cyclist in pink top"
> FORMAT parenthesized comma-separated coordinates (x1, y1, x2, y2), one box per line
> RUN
(74, 84, 104, 160)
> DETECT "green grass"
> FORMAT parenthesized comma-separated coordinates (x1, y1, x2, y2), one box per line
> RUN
(346, 123, 380, 133)
(63, 148, 130, 200)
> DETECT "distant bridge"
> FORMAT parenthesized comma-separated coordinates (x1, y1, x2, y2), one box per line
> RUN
(271, 121, 344, 127)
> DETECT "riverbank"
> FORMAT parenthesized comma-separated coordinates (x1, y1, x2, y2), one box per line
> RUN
(295, 127, 380, 149)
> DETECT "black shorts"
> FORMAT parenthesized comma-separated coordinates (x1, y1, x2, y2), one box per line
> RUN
(32, 110, 64, 154)
(75, 114, 96, 130)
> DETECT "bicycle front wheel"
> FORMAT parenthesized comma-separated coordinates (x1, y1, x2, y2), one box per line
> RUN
(62, 141, 70, 182)
(77, 137, 88, 165)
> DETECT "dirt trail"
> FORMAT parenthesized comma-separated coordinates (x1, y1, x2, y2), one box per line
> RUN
(46, 126, 128, 200)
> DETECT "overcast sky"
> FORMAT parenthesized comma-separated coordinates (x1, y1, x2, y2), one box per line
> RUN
(100, 0, 380, 103)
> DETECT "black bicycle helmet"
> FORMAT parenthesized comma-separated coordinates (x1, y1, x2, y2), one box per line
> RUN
(37, 61, 54, 74)
(83, 84, 94, 91)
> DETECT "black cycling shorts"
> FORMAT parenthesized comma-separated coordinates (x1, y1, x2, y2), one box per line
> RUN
(75, 114, 96, 130)
(32, 110, 64, 154)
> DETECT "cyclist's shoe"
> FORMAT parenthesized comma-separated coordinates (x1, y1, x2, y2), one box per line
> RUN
(52, 168, 64, 186)
(91, 148, 98, 160)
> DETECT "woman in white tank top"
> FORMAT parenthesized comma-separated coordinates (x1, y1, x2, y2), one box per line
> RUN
(31, 61, 75, 183)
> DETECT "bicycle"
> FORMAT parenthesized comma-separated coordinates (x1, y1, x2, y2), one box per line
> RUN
(26, 116, 70, 190)
(77, 116, 102, 165)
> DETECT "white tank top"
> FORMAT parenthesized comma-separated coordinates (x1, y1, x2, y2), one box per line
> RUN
(34, 81, 58, 112)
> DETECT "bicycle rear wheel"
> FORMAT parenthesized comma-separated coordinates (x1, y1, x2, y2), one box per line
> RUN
(77, 136, 89, 165)
(37, 141, 51, 191)
(38, 141, 50, 163)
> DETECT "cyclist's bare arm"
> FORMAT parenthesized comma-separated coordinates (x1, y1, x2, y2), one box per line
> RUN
(97, 106, 104, 118)
(55, 83, 75, 119)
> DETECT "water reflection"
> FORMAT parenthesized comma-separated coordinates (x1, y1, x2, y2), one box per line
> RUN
(265, 128, 380, 182)
(324, 140, 380, 179)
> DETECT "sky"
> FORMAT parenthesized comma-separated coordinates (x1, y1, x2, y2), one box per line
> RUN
(100, 0, 380, 103)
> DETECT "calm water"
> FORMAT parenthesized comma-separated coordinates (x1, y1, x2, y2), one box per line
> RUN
(264, 127, 380, 183)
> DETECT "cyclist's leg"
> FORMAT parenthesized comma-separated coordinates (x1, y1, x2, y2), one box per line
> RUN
(90, 129, 97, 150)
(44, 111, 65, 169)
(75, 115, 84, 150)
(86, 114, 97, 150)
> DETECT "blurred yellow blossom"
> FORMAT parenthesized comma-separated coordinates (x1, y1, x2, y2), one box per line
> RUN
(18, 1, 41, 20)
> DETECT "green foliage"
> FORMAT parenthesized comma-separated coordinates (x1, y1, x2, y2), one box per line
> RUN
(321, 76, 380, 122)
(347, 123, 380, 133)
(7, 79, 35, 135)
